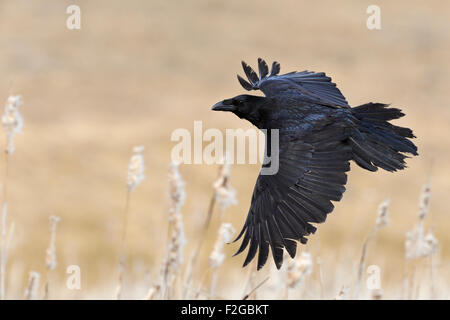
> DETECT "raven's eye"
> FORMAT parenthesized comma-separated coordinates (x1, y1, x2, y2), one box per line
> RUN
(233, 99, 243, 106)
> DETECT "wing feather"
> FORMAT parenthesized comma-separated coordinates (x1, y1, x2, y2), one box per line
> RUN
(237, 58, 349, 108)
(234, 124, 351, 269)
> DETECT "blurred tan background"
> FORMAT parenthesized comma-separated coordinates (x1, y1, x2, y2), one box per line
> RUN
(0, 0, 449, 299)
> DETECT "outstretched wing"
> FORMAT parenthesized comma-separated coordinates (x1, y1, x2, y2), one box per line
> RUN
(233, 122, 352, 270)
(237, 58, 350, 108)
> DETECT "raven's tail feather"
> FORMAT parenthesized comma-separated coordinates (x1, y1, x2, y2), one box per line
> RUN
(349, 103, 418, 172)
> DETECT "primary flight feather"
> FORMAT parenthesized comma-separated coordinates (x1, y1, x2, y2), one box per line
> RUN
(212, 58, 418, 270)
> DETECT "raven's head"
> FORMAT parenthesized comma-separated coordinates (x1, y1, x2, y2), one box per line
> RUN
(212, 94, 267, 125)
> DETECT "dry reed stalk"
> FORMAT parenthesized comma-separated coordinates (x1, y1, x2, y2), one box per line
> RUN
(4, 221, 14, 259)
(183, 158, 236, 298)
(193, 268, 213, 299)
(144, 284, 161, 300)
(161, 162, 186, 299)
(285, 251, 313, 299)
(354, 198, 389, 299)
(184, 281, 223, 300)
(404, 224, 421, 299)
(199, 159, 236, 248)
(239, 265, 253, 299)
(182, 194, 215, 299)
(3, 220, 15, 294)
(314, 237, 325, 299)
(0, 95, 23, 300)
(208, 222, 235, 296)
(2, 95, 23, 155)
(418, 184, 431, 220)
(212, 160, 237, 213)
(316, 256, 324, 299)
(403, 184, 438, 299)
(115, 190, 130, 300)
(334, 285, 349, 300)
(429, 254, 436, 299)
(43, 215, 61, 299)
(0, 203, 6, 300)
(116, 146, 145, 299)
(424, 230, 439, 299)
(248, 269, 259, 300)
(24, 271, 40, 300)
(242, 276, 269, 300)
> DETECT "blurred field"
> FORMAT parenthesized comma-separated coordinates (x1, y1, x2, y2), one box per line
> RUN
(0, 0, 449, 299)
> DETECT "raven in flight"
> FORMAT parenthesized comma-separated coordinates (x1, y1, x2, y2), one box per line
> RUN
(212, 58, 418, 270)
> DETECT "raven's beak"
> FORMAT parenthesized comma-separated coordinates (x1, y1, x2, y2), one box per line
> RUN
(212, 101, 236, 112)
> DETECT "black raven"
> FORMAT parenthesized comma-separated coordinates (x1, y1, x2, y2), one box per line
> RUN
(212, 58, 418, 270)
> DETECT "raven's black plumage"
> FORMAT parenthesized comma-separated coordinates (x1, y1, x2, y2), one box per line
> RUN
(212, 58, 418, 270)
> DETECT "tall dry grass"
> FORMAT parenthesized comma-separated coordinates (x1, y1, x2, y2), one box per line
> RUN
(0, 0, 448, 300)
(0, 95, 23, 300)
(0, 92, 447, 300)
(0, 91, 446, 300)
